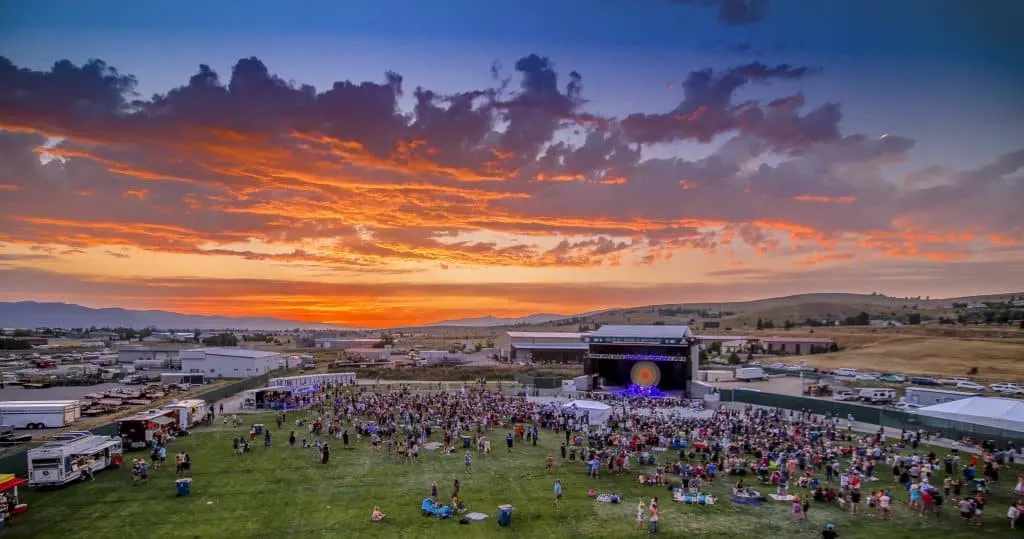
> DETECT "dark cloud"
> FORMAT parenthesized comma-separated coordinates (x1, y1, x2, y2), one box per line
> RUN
(0, 54, 1019, 274)
(620, 63, 832, 146)
(668, 0, 770, 25)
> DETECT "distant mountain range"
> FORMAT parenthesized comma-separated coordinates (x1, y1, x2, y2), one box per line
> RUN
(422, 313, 569, 327)
(0, 301, 349, 331)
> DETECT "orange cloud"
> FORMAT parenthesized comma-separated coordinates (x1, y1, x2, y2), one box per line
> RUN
(793, 195, 855, 203)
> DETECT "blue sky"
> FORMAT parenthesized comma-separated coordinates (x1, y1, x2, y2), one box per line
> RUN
(3, 0, 1022, 171)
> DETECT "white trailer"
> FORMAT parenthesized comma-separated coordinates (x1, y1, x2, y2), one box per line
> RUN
(162, 399, 209, 430)
(0, 400, 81, 429)
(27, 431, 122, 486)
(735, 367, 767, 381)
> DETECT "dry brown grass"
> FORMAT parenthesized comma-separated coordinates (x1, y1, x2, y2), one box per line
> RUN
(776, 334, 1024, 381)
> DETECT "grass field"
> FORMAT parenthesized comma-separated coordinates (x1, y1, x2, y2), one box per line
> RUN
(5, 411, 1021, 539)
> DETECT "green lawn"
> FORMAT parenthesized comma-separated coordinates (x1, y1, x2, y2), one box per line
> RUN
(5, 413, 1022, 539)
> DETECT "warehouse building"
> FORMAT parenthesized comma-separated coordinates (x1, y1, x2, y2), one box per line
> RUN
(494, 331, 588, 364)
(180, 348, 283, 378)
(116, 346, 193, 367)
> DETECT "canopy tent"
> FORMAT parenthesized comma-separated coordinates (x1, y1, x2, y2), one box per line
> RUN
(916, 396, 1024, 433)
(560, 400, 612, 426)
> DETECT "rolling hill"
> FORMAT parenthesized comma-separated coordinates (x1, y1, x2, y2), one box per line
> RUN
(421, 313, 569, 327)
(0, 301, 349, 331)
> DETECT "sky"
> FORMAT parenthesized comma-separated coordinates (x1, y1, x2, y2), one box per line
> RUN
(0, 0, 1023, 327)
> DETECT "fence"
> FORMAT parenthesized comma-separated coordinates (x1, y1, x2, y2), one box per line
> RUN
(514, 374, 563, 389)
(719, 388, 1021, 448)
(0, 374, 269, 477)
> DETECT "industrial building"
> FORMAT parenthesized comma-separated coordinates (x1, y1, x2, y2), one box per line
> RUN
(116, 346, 192, 368)
(313, 337, 380, 350)
(757, 337, 836, 355)
(903, 387, 981, 407)
(180, 348, 283, 378)
(495, 332, 588, 364)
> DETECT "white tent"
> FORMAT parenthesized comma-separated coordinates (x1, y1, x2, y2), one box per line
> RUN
(560, 400, 612, 426)
(916, 396, 1024, 433)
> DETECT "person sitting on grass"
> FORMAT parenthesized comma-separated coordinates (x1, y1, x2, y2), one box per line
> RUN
(371, 506, 386, 522)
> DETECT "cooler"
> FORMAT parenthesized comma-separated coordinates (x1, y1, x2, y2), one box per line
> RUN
(497, 504, 513, 527)
(176, 478, 192, 497)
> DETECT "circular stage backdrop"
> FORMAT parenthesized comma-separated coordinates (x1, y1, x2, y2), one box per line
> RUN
(630, 361, 662, 387)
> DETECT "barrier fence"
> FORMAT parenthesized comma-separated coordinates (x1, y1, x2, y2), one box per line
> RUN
(719, 388, 1021, 448)
(0, 374, 269, 477)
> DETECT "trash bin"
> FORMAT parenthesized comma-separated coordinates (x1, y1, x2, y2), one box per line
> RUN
(497, 504, 513, 527)
(176, 478, 192, 497)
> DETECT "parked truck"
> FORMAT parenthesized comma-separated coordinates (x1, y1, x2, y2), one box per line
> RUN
(735, 367, 767, 381)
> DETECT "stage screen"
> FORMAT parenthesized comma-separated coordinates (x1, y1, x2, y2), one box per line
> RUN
(593, 358, 689, 391)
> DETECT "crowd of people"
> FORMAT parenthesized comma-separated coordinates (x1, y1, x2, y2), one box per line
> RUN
(222, 382, 1022, 534)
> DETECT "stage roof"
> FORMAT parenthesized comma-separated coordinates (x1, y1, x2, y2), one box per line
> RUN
(511, 343, 589, 350)
(589, 325, 693, 340)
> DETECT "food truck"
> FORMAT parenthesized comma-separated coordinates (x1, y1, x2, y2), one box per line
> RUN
(117, 409, 177, 450)
(161, 399, 209, 431)
(26, 431, 122, 486)
(0, 474, 28, 523)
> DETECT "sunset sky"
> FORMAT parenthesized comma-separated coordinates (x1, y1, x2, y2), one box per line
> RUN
(1, 0, 1023, 327)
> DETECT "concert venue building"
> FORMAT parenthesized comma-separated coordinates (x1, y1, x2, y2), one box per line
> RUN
(583, 325, 699, 394)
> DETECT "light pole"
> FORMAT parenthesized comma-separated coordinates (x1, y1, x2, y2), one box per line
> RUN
(799, 359, 806, 395)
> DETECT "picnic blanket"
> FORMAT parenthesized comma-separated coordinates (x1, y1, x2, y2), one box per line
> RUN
(730, 496, 762, 506)
(422, 442, 443, 451)
(769, 494, 795, 502)
(595, 494, 621, 503)
(465, 512, 488, 520)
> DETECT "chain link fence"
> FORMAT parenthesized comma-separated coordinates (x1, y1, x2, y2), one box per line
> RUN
(719, 388, 1021, 447)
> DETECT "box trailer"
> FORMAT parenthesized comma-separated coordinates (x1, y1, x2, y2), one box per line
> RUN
(735, 367, 767, 381)
(858, 388, 897, 404)
(160, 372, 205, 386)
(0, 400, 81, 429)
(162, 399, 209, 430)
(27, 431, 122, 486)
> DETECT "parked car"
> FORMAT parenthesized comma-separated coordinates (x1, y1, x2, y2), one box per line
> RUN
(833, 389, 858, 401)
(955, 381, 986, 391)
(855, 373, 879, 381)
(938, 377, 969, 386)
(880, 374, 907, 384)
(834, 368, 859, 378)
(910, 377, 939, 386)
(990, 383, 1024, 394)
(890, 401, 922, 412)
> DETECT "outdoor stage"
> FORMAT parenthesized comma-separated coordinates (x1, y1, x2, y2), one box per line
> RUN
(582, 325, 699, 395)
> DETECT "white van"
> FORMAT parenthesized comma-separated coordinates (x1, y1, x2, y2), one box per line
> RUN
(858, 388, 897, 404)
(834, 368, 859, 378)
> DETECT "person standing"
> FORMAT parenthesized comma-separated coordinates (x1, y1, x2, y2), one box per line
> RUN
(636, 500, 646, 531)
(321, 443, 330, 465)
(553, 479, 562, 508)
(464, 450, 473, 474)
(648, 497, 659, 534)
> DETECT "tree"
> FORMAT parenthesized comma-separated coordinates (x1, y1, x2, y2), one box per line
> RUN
(708, 341, 722, 355)
(783, 320, 795, 329)
(968, 366, 979, 376)
(202, 333, 238, 347)
(698, 349, 709, 364)
(727, 352, 741, 365)
(373, 333, 395, 348)
(756, 318, 764, 330)
(907, 313, 922, 325)
(193, 329, 201, 343)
